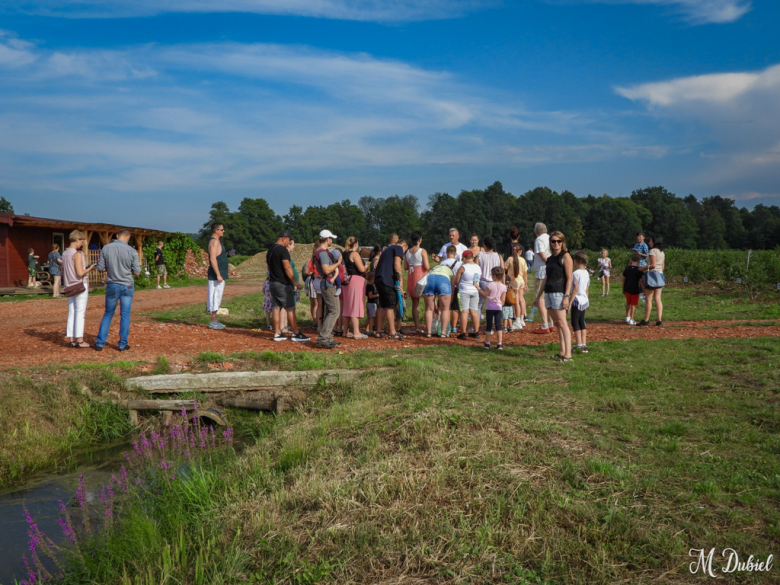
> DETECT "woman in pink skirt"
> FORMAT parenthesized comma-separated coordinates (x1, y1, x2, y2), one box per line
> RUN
(341, 236, 368, 338)
(404, 231, 430, 332)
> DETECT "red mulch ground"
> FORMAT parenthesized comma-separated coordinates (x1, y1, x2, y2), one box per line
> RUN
(3, 281, 779, 369)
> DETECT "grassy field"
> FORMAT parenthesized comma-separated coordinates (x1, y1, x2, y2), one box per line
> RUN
(143, 283, 780, 327)
(55, 336, 780, 584)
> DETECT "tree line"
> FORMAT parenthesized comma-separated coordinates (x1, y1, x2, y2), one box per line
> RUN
(196, 183, 780, 254)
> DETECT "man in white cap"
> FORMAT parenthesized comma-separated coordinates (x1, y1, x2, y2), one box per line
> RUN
(312, 230, 342, 348)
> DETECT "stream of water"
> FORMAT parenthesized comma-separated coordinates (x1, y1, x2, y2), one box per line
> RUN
(0, 441, 132, 585)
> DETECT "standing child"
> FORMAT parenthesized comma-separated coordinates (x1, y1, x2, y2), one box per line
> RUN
(262, 271, 273, 329)
(365, 272, 379, 335)
(622, 251, 643, 325)
(453, 250, 481, 340)
(570, 251, 590, 354)
(502, 288, 514, 333)
(27, 248, 40, 288)
(597, 249, 611, 296)
(479, 267, 507, 349)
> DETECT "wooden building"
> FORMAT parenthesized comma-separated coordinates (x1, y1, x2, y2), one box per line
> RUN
(0, 213, 166, 288)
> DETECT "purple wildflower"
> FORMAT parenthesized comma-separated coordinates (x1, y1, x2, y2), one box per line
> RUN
(57, 501, 76, 544)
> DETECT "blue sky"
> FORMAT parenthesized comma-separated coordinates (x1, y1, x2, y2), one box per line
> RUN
(1, 0, 778, 232)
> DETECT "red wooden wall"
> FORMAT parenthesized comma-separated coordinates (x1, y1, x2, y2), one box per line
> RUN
(1, 226, 56, 287)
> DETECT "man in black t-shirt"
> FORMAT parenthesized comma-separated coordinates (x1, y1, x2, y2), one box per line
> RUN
(374, 239, 407, 339)
(267, 230, 309, 343)
(154, 241, 170, 289)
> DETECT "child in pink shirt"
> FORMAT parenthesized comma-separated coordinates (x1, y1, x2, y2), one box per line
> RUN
(478, 266, 507, 349)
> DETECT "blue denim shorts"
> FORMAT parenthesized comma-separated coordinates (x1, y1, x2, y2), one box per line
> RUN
(422, 274, 452, 296)
(545, 292, 565, 310)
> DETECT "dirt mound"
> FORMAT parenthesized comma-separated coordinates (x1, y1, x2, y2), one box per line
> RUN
(184, 249, 243, 279)
(237, 243, 343, 276)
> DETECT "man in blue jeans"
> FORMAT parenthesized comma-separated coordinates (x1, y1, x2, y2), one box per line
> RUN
(95, 229, 141, 351)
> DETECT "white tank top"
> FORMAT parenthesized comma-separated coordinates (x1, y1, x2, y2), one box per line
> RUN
(406, 247, 423, 267)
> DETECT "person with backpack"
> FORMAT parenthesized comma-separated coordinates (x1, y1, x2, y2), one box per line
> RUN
(312, 230, 342, 348)
(267, 230, 309, 343)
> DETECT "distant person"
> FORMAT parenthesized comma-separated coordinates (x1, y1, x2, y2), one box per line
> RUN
(421, 252, 455, 338)
(374, 238, 407, 340)
(637, 235, 665, 327)
(27, 248, 40, 288)
(262, 272, 274, 330)
(279, 237, 301, 333)
(207, 223, 229, 330)
(365, 272, 379, 335)
(570, 251, 590, 354)
(476, 236, 503, 321)
(155, 241, 170, 289)
(439, 245, 462, 335)
(48, 243, 62, 298)
(504, 242, 528, 330)
(633, 232, 649, 267)
(341, 236, 368, 339)
(313, 230, 342, 348)
(478, 266, 507, 350)
(525, 247, 534, 275)
(453, 250, 481, 340)
(433, 228, 467, 262)
(368, 245, 381, 273)
(468, 234, 484, 261)
(531, 223, 554, 334)
(622, 251, 643, 326)
(303, 243, 321, 330)
(597, 249, 611, 296)
(95, 229, 141, 351)
(404, 231, 429, 332)
(533, 230, 572, 361)
(62, 231, 96, 348)
(267, 230, 309, 342)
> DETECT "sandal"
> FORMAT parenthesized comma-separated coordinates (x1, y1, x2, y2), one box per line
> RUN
(426, 333, 432, 338)
(558, 356, 573, 363)
(69, 341, 91, 349)
(388, 333, 406, 341)
(549, 354, 565, 361)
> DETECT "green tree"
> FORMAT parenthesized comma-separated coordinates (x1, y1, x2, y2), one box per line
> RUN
(630, 186, 698, 248)
(583, 196, 652, 249)
(230, 198, 283, 255)
(516, 187, 586, 248)
(197, 201, 234, 250)
(420, 192, 459, 246)
(0, 196, 12, 213)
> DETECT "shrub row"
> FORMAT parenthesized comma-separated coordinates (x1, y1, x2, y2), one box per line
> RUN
(578, 248, 780, 290)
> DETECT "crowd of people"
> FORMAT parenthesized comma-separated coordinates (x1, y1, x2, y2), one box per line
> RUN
(201, 221, 666, 356)
(49, 221, 665, 357)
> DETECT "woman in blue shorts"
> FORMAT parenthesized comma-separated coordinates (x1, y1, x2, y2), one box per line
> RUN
(422, 262, 454, 338)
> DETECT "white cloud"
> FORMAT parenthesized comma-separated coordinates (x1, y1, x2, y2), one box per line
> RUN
(0, 31, 37, 68)
(616, 63, 780, 189)
(9, 0, 491, 21)
(726, 191, 780, 202)
(0, 33, 661, 214)
(578, 0, 751, 24)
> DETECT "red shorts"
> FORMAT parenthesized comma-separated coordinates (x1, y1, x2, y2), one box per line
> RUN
(624, 292, 639, 306)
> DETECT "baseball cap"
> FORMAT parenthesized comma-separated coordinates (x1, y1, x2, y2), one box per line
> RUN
(319, 229, 337, 239)
(462, 250, 474, 258)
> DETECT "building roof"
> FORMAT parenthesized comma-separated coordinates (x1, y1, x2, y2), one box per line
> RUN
(0, 213, 166, 236)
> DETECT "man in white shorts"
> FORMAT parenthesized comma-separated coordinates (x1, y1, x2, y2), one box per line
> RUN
(433, 228, 468, 262)
(207, 223, 229, 329)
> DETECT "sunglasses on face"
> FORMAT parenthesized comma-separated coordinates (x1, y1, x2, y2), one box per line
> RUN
(550, 239, 562, 244)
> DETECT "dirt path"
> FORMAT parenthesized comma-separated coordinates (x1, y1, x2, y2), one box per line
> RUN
(2, 283, 778, 369)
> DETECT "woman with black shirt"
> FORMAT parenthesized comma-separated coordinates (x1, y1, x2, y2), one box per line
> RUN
(533, 230, 573, 361)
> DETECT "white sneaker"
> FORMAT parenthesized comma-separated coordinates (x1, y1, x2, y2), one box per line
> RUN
(208, 321, 226, 330)
(629, 319, 637, 326)
(163, 284, 171, 289)
(639, 294, 646, 302)
(157, 285, 162, 289)
(625, 317, 630, 323)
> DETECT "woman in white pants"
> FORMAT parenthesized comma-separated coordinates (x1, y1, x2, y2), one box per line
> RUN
(62, 230, 96, 348)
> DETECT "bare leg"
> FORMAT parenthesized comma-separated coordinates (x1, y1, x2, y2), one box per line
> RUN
(654, 289, 663, 322)
(273, 307, 282, 335)
(538, 302, 549, 329)
(53, 275, 61, 297)
(550, 308, 571, 357)
(644, 292, 654, 322)
(469, 309, 480, 334)
(424, 296, 435, 334)
(412, 297, 421, 330)
(351, 316, 360, 336)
